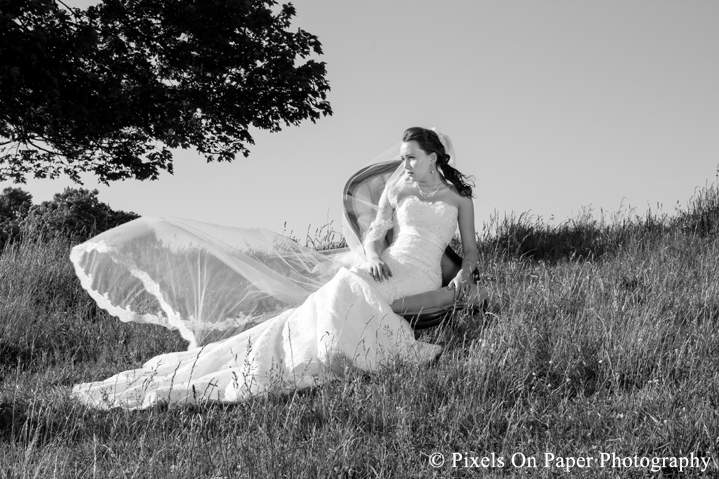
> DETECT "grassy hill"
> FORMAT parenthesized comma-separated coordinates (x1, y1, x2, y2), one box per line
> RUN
(1, 185, 717, 478)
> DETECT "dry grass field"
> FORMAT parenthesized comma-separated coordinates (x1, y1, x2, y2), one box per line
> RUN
(1, 184, 718, 478)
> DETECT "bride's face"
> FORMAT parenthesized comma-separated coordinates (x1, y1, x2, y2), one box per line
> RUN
(400, 141, 435, 182)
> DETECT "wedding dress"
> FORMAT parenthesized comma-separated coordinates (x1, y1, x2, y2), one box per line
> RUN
(72, 189, 459, 409)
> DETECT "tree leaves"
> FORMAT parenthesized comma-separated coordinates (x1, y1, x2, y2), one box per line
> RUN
(0, 0, 332, 184)
(0, 186, 139, 247)
(20, 187, 139, 241)
(0, 186, 33, 249)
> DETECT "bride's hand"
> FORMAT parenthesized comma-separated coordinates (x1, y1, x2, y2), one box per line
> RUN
(367, 257, 392, 282)
(447, 269, 472, 300)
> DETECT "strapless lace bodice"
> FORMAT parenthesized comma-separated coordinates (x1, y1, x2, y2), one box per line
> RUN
(356, 195, 459, 304)
(394, 195, 459, 250)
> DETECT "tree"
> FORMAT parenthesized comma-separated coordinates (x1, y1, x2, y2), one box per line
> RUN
(0, 0, 332, 184)
(0, 186, 33, 249)
(21, 187, 139, 241)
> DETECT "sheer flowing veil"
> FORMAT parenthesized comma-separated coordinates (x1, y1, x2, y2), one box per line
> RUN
(70, 130, 458, 349)
(70, 218, 341, 349)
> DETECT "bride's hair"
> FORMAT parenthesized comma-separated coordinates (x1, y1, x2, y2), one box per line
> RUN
(402, 127, 474, 197)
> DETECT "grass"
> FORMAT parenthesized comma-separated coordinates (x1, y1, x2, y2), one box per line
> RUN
(1, 184, 718, 478)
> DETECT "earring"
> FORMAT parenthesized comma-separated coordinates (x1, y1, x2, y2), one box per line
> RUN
(430, 165, 435, 174)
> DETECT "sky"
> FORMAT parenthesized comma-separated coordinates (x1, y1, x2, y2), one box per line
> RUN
(3, 1, 718, 238)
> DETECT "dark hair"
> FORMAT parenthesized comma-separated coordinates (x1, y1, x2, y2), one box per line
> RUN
(402, 127, 474, 197)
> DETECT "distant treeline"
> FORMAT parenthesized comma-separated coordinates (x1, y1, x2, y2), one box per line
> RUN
(0, 187, 139, 250)
(2, 182, 718, 263)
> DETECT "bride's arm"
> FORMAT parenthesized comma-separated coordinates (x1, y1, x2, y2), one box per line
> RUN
(363, 187, 395, 281)
(448, 195, 480, 295)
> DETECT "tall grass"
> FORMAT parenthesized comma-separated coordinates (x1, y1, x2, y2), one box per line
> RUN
(1, 185, 718, 477)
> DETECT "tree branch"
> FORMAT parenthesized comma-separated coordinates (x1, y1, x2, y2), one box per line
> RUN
(26, 139, 60, 157)
(55, 0, 85, 19)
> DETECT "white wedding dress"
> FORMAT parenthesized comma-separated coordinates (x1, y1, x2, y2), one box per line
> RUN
(72, 194, 458, 409)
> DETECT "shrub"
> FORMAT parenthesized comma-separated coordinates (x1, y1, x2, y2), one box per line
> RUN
(0, 187, 33, 250)
(20, 187, 138, 243)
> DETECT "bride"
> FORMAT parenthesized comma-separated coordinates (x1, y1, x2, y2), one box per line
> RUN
(71, 127, 481, 409)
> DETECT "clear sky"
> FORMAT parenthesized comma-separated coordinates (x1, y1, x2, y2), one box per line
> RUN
(3, 1, 718, 238)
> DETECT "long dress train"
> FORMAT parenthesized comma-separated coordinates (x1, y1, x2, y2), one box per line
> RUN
(72, 195, 458, 409)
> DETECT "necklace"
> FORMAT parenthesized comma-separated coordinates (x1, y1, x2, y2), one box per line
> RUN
(416, 182, 441, 199)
